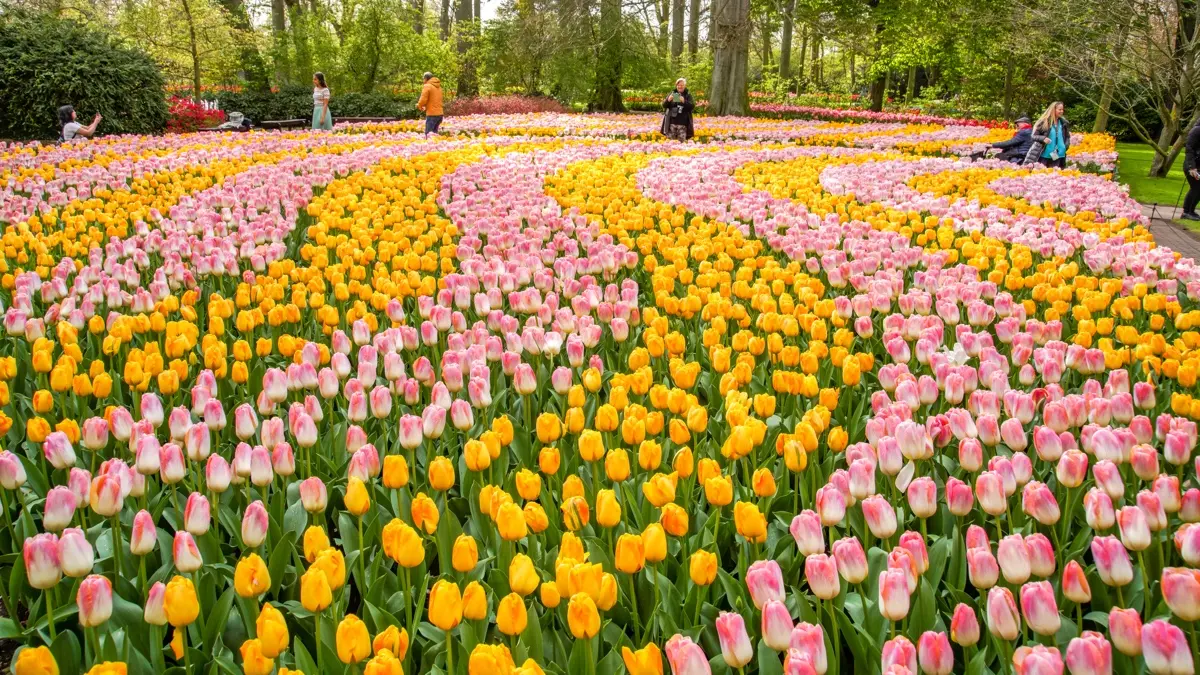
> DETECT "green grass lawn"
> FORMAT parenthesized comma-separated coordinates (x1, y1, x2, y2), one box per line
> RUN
(1116, 141, 1188, 206)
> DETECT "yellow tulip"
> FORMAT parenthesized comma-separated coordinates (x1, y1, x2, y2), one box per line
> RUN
(256, 602, 289, 658)
(336, 614, 371, 664)
(462, 581, 488, 620)
(496, 593, 528, 636)
(233, 553, 271, 598)
(452, 535, 478, 572)
(509, 553, 540, 596)
(689, 550, 718, 586)
(240, 639, 274, 675)
(164, 576, 199, 627)
(300, 568, 333, 613)
(567, 593, 600, 639)
(428, 580, 463, 631)
(621, 643, 664, 675)
(614, 534, 645, 574)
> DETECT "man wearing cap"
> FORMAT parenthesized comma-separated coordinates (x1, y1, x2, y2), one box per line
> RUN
(417, 72, 444, 137)
(991, 115, 1034, 164)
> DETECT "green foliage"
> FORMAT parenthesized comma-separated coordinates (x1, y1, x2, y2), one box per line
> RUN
(0, 11, 168, 140)
(116, 0, 249, 93)
(202, 85, 418, 122)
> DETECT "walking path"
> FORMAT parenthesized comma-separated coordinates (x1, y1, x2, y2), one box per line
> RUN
(1139, 203, 1200, 261)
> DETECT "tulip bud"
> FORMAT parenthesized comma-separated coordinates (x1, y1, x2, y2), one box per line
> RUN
(76, 574, 113, 628)
(762, 599, 794, 651)
(715, 612, 753, 668)
(1142, 619, 1192, 675)
(949, 604, 979, 647)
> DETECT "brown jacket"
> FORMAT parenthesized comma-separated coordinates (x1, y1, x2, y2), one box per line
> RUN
(418, 78, 444, 116)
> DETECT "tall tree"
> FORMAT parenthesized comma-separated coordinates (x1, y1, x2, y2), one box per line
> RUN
(455, 0, 477, 95)
(687, 0, 699, 56)
(671, 0, 684, 67)
(440, 0, 450, 38)
(709, 0, 749, 115)
(590, 0, 624, 110)
(778, 0, 794, 80)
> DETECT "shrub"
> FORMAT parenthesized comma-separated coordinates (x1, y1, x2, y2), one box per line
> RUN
(445, 95, 568, 116)
(0, 12, 168, 140)
(166, 96, 226, 133)
(203, 85, 419, 123)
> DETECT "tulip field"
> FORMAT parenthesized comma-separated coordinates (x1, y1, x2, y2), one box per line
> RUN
(1, 111, 1198, 675)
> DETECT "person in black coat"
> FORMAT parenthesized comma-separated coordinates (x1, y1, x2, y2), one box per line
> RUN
(1182, 121, 1200, 220)
(661, 78, 695, 141)
(991, 116, 1033, 163)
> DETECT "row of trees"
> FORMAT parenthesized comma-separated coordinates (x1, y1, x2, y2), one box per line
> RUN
(1, 0, 1198, 175)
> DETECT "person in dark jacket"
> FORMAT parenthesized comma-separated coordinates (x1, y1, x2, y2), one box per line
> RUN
(1023, 101, 1071, 168)
(991, 116, 1033, 163)
(661, 78, 695, 141)
(1181, 121, 1200, 220)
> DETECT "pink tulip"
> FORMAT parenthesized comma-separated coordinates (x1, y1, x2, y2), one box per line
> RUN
(109, 407, 134, 442)
(1137, 491, 1168, 532)
(1178, 523, 1200, 565)
(831, 537, 867, 584)
(1142, 619, 1194, 675)
(1084, 488, 1115, 530)
(130, 510, 156, 556)
(242, 500, 269, 548)
(43, 486, 76, 532)
(804, 554, 839, 600)
(1109, 607, 1142, 656)
(89, 474, 123, 517)
(975, 471, 1006, 515)
(1014, 645, 1064, 675)
(1116, 506, 1151, 551)
(944, 478, 973, 516)
(664, 634, 711, 675)
(1184, 489, 1200, 523)
(784, 651, 819, 675)
(234, 403, 258, 441)
(1025, 534, 1055, 578)
(997, 535, 1031, 585)
(862, 496, 897, 539)
(76, 574, 113, 628)
(949, 604, 979, 647)
(917, 632, 952, 675)
(1062, 560, 1092, 603)
(715, 612, 753, 668)
(814, 485, 846, 526)
(1090, 535, 1133, 588)
(159, 443, 186, 485)
(790, 511, 824, 556)
(986, 587, 1020, 641)
(185, 423, 211, 461)
(58, 527, 93, 577)
(746, 560, 785, 609)
(762, 599, 794, 651)
(24, 533, 61, 589)
(882, 636, 917, 674)
(43, 432, 76, 469)
(300, 476, 328, 513)
(144, 581, 167, 625)
(1065, 632, 1112, 675)
(173, 531, 203, 573)
(1021, 482, 1060, 525)
(1154, 475, 1181, 514)
(1093, 461, 1125, 501)
(788, 623, 827, 674)
(1161, 567, 1200, 622)
(966, 546, 999, 590)
(81, 417, 110, 450)
(906, 477, 937, 519)
(958, 438, 983, 473)
(878, 569, 910, 621)
(206, 454, 231, 493)
(1020, 581, 1060, 636)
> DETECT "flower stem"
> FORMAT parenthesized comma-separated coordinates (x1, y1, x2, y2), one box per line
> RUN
(44, 588, 57, 641)
(446, 627, 455, 675)
(111, 514, 124, 581)
(315, 610, 323, 674)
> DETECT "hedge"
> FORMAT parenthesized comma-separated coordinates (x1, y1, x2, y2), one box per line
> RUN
(0, 12, 168, 140)
(202, 86, 420, 123)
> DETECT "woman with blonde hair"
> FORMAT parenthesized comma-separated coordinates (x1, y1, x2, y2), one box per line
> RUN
(1023, 101, 1070, 167)
(661, 78, 695, 141)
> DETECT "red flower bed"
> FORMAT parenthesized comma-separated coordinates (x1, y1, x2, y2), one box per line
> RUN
(166, 96, 226, 133)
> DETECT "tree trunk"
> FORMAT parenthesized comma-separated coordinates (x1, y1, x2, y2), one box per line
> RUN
(797, 24, 806, 88)
(671, 0, 684, 68)
(760, 16, 771, 69)
(589, 0, 624, 111)
(271, 0, 287, 85)
(1150, 118, 1183, 177)
(1094, 17, 1132, 133)
(287, 1, 313, 83)
(1001, 58, 1014, 118)
(687, 0, 699, 57)
(412, 0, 424, 33)
(659, 0, 669, 54)
(455, 0, 477, 96)
(850, 49, 855, 89)
(180, 0, 202, 102)
(905, 65, 916, 101)
(869, 74, 885, 111)
(709, 0, 749, 116)
(810, 32, 819, 88)
(778, 0, 793, 81)
(440, 0, 451, 39)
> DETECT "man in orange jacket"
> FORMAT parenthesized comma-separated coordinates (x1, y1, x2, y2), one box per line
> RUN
(417, 72, 444, 137)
